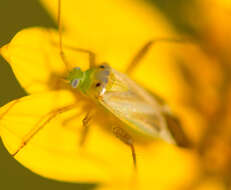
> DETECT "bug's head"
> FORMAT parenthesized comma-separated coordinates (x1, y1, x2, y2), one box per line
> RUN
(67, 67, 84, 89)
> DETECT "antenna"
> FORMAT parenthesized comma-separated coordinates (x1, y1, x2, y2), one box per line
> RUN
(57, 0, 70, 71)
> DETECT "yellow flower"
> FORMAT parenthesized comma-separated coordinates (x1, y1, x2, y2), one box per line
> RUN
(0, 0, 198, 189)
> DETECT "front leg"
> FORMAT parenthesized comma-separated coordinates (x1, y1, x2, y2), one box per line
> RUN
(12, 104, 77, 157)
(79, 111, 93, 146)
(126, 38, 186, 75)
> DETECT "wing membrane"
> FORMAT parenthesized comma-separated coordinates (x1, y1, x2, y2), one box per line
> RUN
(99, 68, 175, 144)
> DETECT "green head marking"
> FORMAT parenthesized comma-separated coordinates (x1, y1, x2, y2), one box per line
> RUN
(67, 67, 93, 93)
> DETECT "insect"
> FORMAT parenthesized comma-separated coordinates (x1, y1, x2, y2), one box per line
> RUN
(9, 0, 192, 171)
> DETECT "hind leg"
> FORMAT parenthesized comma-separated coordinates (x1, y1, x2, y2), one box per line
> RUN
(112, 126, 137, 171)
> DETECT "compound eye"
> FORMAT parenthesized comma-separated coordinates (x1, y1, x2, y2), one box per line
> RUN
(71, 79, 80, 88)
(95, 82, 101, 87)
(99, 63, 110, 69)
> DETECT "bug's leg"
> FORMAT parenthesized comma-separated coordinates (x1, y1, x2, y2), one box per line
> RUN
(125, 38, 187, 75)
(79, 111, 93, 146)
(59, 45, 96, 68)
(112, 127, 137, 170)
(125, 41, 153, 75)
(12, 104, 76, 157)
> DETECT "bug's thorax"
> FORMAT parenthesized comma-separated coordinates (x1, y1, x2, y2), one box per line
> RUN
(84, 64, 112, 99)
(67, 64, 112, 100)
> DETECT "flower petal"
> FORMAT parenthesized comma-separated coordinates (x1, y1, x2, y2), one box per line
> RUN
(0, 27, 89, 94)
(40, 0, 202, 105)
(0, 90, 110, 183)
(41, 0, 177, 70)
(0, 90, 197, 188)
(0, 28, 62, 93)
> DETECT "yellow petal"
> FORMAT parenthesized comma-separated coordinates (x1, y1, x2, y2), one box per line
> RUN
(0, 26, 206, 146)
(40, 0, 201, 105)
(0, 90, 197, 188)
(0, 28, 64, 93)
(41, 0, 176, 70)
(0, 90, 108, 183)
(1, 0, 190, 103)
(0, 28, 92, 94)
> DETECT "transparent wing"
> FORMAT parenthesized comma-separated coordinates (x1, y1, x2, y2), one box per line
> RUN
(99, 68, 175, 144)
